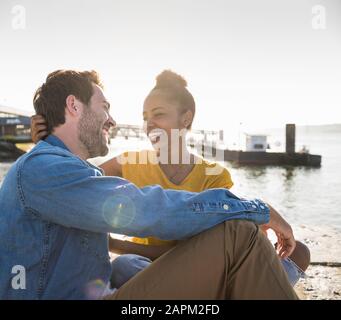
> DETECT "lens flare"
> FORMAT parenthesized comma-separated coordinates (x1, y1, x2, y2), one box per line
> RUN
(84, 279, 106, 300)
(102, 194, 136, 229)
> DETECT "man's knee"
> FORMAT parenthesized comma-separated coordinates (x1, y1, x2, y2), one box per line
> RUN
(223, 219, 258, 235)
(220, 220, 264, 255)
(185, 220, 260, 260)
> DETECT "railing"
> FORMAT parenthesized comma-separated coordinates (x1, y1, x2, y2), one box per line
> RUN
(111, 124, 224, 144)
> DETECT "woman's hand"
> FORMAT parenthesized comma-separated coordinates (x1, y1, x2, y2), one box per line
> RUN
(262, 204, 296, 259)
(31, 115, 48, 143)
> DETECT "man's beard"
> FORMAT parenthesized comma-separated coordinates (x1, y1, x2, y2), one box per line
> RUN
(78, 108, 109, 158)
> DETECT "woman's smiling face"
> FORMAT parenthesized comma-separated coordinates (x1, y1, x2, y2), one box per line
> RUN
(143, 91, 185, 149)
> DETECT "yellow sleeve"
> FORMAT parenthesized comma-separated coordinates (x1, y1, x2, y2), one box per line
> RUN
(120, 151, 139, 182)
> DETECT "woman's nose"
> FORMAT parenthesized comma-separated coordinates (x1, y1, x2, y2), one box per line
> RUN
(144, 119, 156, 132)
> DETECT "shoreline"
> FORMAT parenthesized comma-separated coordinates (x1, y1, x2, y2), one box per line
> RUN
(296, 265, 341, 300)
(292, 224, 341, 264)
(292, 224, 341, 299)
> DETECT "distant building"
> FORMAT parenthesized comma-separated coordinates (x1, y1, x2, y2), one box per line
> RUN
(0, 112, 31, 140)
(245, 134, 267, 152)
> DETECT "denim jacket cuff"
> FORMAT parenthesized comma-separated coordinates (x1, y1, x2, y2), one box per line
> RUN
(252, 199, 270, 224)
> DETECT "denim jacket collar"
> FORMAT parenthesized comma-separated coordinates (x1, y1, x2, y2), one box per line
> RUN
(44, 134, 103, 174)
(44, 135, 70, 152)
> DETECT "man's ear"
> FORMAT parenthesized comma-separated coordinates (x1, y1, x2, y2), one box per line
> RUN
(65, 95, 82, 117)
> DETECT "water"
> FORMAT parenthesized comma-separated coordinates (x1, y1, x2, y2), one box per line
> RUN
(228, 126, 341, 231)
(1, 125, 341, 231)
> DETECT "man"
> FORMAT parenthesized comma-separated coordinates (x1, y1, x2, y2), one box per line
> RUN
(0, 70, 298, 299)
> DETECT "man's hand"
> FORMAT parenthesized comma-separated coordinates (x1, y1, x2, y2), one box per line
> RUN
(262, 204, 296, 259)
(31, 115, 48, 143)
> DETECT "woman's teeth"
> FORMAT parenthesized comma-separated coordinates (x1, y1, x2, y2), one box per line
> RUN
(149, 135, 160, 143)
(148, 130, 163, 143)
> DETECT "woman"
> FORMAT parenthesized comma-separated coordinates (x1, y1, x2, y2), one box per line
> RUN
(31, 70, 310, 289)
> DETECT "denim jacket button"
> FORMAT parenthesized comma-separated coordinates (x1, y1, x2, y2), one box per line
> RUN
(223, 204, 229, 211)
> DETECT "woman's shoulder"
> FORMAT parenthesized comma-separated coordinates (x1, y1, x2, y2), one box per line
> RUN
(192, 154, 233, 188)
(194, 154, 224, 168)
(119, 149, 157, 166)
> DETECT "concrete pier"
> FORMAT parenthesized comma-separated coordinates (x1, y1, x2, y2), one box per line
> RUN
(286, 124, 296, 154)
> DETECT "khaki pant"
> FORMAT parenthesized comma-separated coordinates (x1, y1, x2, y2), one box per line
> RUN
(106, 220, 298, 300)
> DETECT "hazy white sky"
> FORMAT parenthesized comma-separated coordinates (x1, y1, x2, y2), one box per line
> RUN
(0, 0, 340, 132)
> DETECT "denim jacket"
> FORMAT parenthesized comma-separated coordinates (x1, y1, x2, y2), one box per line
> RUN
(0, 135, 269, 299)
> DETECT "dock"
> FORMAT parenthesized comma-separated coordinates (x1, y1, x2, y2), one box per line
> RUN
(204, 124, 322, 167)
(213, 149, 321, 167)
(0, 141, 26, 160)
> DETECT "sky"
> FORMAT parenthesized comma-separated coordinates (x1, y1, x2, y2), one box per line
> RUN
(0, 0, 340, 133)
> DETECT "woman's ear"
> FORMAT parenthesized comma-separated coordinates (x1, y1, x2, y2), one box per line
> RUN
(182, 110, 193, 129)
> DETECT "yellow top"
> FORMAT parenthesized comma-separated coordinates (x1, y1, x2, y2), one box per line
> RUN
(119, 150, 233, 245)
